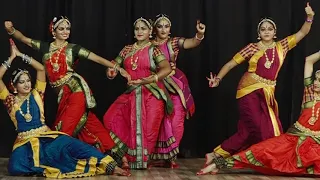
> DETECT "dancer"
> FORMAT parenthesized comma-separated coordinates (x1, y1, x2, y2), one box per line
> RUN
(198, 50, 320, 176)
(0, 39, 130, 178)
(103, 17, 172, 169)
(4, 16, 131, 166)
(151, 14, 205, 168)
(202, 2, 314, 170)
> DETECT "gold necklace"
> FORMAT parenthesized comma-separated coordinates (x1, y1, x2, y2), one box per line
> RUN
(49, 41, 68, 72)
(259, 41, 276, 69)
(264, 47, 275, 69)
(309, 94, 320, 125)
(153, 38, 169, 46)
(16, 94, 32, 122)
(130, 42, 151, 70)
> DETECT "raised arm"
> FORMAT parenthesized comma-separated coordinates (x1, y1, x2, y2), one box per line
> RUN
(182, 20, 206, 49)
(5, 21, 32, 47)
(0, 41, 16, 93)
(304, 51, 320, 78)
(294, 3, 315, 44)
(10, 39, 45, 82)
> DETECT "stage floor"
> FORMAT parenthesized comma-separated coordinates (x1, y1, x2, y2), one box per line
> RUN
(0, 158, 319, 180)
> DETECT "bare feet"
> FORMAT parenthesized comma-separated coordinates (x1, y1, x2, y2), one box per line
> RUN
(113, 166, 131, 176)
(121, 156, 129, 170)
(196, 163, 218, 175)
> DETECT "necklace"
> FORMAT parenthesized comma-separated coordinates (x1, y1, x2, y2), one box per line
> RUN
(16, 95, 32, 122)
(153, 38, 169, 46)
(259, 41, 276, 69)
(49, 41, 68, 72)
(309, 94, 320, 125)
(130, 42, 151, 70)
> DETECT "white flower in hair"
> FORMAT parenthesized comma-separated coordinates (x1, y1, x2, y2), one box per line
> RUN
(53, 17, 57, 22)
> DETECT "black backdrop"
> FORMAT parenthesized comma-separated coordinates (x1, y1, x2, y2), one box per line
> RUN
(0, 0, 319, 158)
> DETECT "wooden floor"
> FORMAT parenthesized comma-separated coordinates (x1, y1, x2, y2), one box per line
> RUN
(0, 158, 320, 179)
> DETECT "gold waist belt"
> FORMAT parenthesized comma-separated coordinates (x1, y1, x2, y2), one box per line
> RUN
(17, 125, 51, 140)
(50, 73, 73, 88)
(251, 73, 276, 86)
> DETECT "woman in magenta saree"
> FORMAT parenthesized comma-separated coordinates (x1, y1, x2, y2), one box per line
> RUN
(149, 14, 206, 168)
(103, 17, 172, 169)
(200, 3, 314, 172)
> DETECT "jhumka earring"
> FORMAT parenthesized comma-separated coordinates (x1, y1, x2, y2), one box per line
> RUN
(257, 35, 261, 40)
(149, 34, 153, 38)
(13, 88, 17, 94)
(273, 35, 277, 39)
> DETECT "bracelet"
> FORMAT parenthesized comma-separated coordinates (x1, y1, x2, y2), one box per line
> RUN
(154, 74, 159, 82)
(8, 27, 16, 35)
(2, 58, 11, 69)
(306, 17, 313, 23)
(195, 33, 204, 41)
(22, 54, 32, 64)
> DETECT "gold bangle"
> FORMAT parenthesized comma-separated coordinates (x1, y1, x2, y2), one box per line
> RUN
(154, 74, 159, 82)
(195, 33, 204, 41)
(8, 27, 16, 35)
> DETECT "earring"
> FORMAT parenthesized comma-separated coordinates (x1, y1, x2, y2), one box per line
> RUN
(257, 35, 261, 40)
(273, 35, 277, 39)
(13, 88, 17, 94)
(53, 35, 56, 39)
(168, 32, 171, 35)
(149, 34, 153, 38)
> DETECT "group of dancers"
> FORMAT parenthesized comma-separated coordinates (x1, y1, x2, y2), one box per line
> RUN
(0, 1, 319, 178)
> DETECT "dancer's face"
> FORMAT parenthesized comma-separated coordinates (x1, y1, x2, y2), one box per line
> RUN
(155, 19, 171, 40)
(15, 73, 32, 95)
(53, 21, 71, 40)
(259, 22, 276, 41)
(134, 21, 151, 41)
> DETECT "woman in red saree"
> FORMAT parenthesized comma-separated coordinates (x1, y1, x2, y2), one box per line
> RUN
(201, 3, 314, 171)
(104, 17, 172, 169)
(4, 16, 131, 166)
(198, 50, 320, 176)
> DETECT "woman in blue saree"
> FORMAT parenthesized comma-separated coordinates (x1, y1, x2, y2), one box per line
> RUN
(0, 39, 130, 178)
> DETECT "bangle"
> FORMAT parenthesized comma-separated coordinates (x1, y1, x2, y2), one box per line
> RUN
(306, 17, 313, 23)
(195, 33, 204, 41)
(154, 74, 159, 82)
(22, 54, 32, 64)
(8, 27, 16, 35)
(2, 58, 11, 69)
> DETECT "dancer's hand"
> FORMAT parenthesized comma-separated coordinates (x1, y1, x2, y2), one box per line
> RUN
(4, 21, 15, 34)
(196, 20, 206, 35)
(170, 62, 176, 70)
(9, 39, 22, 58)
(206, 72, 221, 88)
(106, 68, 118, 79)
(305, 2, 315, 18)
(129, 75, 155, 86)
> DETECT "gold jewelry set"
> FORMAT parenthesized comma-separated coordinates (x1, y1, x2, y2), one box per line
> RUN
(130, 41, 151, 70)
(49, 41, 68, 72)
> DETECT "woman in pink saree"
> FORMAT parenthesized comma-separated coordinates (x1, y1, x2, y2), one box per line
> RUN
(103, 17, 172, 169)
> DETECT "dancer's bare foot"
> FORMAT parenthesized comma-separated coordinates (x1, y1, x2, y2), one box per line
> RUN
(121, 156, 129, 170)
(112, 166, 131, 176)
(196, 163, 218, 175)
(203, 152, 221, 167)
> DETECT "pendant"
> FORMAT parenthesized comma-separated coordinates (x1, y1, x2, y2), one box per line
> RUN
(24, 113, 33, 122)
(264, 61, 271, 69)
(52, 62, 60, 72)
(308, 116, 316, 125)
(132, 63, 138, 70)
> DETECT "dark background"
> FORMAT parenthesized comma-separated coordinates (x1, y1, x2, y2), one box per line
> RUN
(0, 0, 319, 158)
